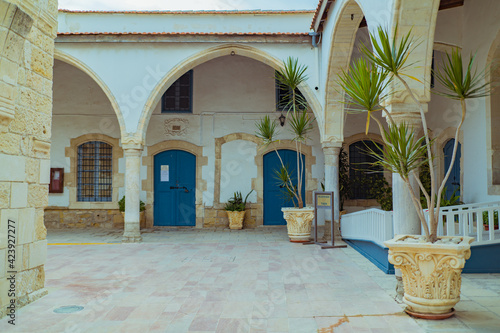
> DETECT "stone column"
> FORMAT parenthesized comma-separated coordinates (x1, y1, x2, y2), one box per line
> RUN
(122, 136, 144, 243)
(322, 142, 342, 241)
(386, 103, 425, 301)
(385, 104, 424, 236)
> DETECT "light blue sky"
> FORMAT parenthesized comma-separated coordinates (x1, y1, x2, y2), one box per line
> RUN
(58, 0, 320, 11)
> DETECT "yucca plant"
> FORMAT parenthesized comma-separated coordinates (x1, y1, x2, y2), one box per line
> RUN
(338, 26, 491, 243)
(255, 57, 314, 209)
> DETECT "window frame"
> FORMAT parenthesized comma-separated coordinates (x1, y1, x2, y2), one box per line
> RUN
(275, 72, 306, 112)
(77, 141, 113, 202)
(348, 140, 385, 200)
(161, 70, 193, 113)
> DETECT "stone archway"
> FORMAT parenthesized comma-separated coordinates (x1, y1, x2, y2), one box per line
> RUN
(485, 29, 500, 193)
(54, 50, 126, 137)
(137, 44, 324, 141)
(323, 0, 366, 144)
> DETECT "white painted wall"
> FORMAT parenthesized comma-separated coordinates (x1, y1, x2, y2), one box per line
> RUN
(220, 140, 258, 204)
(460, 0, 500, 203)
(51, 53, 324, 209)
(58, 11, 314, 34)
(49, 60, 122, 207)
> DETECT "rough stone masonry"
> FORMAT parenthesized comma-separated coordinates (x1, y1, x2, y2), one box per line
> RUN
(0, 0, 57, 318)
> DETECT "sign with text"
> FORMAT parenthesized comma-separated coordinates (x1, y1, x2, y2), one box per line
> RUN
(316, 194, 332, 208)
(161, 165, 169, 182)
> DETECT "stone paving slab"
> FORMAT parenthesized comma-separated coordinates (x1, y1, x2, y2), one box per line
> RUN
(1, 227, 499, 332)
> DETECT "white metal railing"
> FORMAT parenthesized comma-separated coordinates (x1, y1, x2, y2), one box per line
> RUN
(341, 202, 500, 247)
(424, 201, 500, 246)
(340, 208, 393, 247)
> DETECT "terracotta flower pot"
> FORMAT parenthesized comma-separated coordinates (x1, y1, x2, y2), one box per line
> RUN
(384, 235, 474, 318)
(282, 207, 314, 242)
(227, 211, 245, 230)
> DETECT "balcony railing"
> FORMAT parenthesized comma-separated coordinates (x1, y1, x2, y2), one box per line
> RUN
(341, 202, 500, 246)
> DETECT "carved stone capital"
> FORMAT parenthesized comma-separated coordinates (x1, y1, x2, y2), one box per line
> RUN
(282, 207, 314, 242)
(385, 235, 474, 315)
(121, 133, 144, 151)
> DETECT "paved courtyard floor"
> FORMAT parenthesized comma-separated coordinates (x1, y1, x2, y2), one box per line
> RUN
(1, 227, 499, 332)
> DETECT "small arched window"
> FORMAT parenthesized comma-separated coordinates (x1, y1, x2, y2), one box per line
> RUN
(349, 140, 384, 199)
(77, 141, 113, 202)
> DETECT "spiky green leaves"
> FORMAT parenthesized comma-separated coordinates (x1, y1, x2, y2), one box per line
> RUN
(289, 110, 313, 142)
(255, 115, 278, 146)
(433, 49, 491, 100)
(366, 124, 429, 180)
(276, 57, 309, 113)
(338, 58, 391, 133)
(361, 26, 417, 76)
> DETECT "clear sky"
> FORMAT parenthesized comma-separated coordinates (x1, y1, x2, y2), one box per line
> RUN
(58, 0, 320, 11)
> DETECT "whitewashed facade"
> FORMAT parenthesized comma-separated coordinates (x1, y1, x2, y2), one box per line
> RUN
(47, 0, 500, 242)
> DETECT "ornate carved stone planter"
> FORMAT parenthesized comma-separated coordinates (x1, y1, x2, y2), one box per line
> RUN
(384, 235, 474, 318)
(227, 211, 245, 230)
(282, 207, 314, 242)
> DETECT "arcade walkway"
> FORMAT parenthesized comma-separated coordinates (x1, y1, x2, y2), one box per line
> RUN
(1, 228, 499, 332)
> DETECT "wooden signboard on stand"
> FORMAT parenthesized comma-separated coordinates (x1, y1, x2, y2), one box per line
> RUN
(303, 191, 346, 249)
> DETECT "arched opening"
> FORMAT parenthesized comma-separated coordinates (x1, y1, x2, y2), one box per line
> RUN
(488, 35, 500, 187)
(138, 44, 323, 140)
(142, 52, 322, 228)
(45, 58, 125, 229)
(323, 0, 365, 143)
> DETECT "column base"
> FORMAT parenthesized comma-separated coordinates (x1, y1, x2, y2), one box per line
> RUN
(122, 234, 142, 243)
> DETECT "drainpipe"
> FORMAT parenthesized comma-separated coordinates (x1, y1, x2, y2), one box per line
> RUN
(309, 32, 320, 48)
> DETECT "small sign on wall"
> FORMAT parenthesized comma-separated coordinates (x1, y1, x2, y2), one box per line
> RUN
(49, 168, 64, 193)
(161, 165, 169, 182)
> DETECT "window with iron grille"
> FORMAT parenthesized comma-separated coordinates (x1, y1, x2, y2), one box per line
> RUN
(161, 70, 193, 113)
(275, 72, 306, 111)
(349, 140, 384, 199)
(77, 141, 113, 202)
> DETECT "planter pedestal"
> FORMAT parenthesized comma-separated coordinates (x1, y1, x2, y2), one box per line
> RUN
(282, 207, 314, 242)
(384, 235, 474, 317)
(227, 211, 245, 230)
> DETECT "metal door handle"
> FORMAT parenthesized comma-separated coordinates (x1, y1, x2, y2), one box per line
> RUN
(170, 186, 189, 193)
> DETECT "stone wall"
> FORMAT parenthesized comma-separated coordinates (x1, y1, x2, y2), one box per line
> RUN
(44, 208, 125, 229)
(203, 205, 258, 229)
(0, 0, 57, 319)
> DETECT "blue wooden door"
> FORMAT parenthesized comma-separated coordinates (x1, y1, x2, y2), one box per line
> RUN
(263, 149, 305, 225)
(443, 139, 461, 200)
(154, 150, 196, 226)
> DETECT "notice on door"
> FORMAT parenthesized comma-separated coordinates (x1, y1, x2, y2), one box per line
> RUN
(161, 165, 169, 182)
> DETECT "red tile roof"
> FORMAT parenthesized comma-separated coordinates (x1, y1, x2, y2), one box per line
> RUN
(310, 0, 325, 30)
(58, 9, 315, 15)
(310, 0, 335, 32)
(57, 31, 311, 37)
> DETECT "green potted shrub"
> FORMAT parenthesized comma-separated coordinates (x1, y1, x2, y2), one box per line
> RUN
(255, 57, 315, 242)
(482, 210, 499, 231)
(224, 190, 253, 229)
(338, 26, 490, 318)
(119, 196, 146, 229)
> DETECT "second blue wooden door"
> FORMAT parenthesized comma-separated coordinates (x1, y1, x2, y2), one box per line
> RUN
(154, 150, 196, 226)
(443, 139, 461, 200)
(263, 149, 305, 225)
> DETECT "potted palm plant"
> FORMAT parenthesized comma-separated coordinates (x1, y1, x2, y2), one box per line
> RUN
(338, 27, 490, 318)
(256, 57, 315, 242)
(224, 190, 253, 230)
